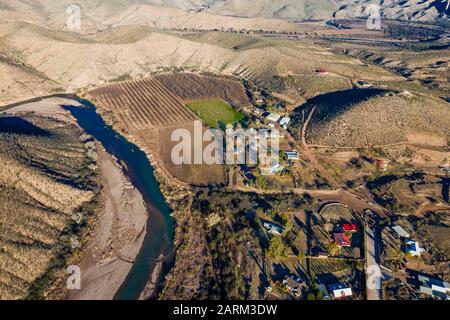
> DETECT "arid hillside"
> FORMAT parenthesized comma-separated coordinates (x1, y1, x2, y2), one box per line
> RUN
(155, 73, 250, 106)
(291, 89, 450, 151)
(0, 21, 401, 106)
(0, 112, 97, 299)
(0, 56, 60, 104)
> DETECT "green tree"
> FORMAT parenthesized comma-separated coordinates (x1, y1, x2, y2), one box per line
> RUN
(256, 175, 268, 190)
(268, 208, 277, 219)
(298, 252, 306, 262)
(266, 237, 290, 258)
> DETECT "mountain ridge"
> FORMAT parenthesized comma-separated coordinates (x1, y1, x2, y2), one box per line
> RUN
(0, 0, 448, 25)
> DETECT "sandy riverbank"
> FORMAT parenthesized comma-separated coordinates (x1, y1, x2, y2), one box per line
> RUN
(1, 97, 79, 121)
(66, 148, 148, 300)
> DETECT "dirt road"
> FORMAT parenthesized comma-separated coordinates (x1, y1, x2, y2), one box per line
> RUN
(365, 225, 382, 300)
(234, 185, 387, 217)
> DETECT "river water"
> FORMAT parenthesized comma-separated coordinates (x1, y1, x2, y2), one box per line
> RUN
(63, 99, 175, 300)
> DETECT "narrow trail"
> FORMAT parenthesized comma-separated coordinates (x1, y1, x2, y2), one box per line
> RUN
(289, 105, 340, 189)
(415, 203, 450, 217)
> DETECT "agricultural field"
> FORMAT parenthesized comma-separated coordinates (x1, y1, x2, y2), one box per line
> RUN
(88, 77, 197, 131)
(0, 113, 98, 299)
(155, 73, 250, 107)
(186, 99, 244, 129)
(310, 259, 355, 275)
(88, 74, 239, 186)
(156, 123, 226, 186)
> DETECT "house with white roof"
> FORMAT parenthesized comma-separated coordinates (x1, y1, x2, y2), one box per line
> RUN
(405, 240, 425, 257)
(279, 116, 291, 128)
(285, 151, 300, 161)
(328, 283, 352, 299)
(262, 220, 284, 235)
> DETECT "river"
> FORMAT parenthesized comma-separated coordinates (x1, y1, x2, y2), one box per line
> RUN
(63, 98, 175, 300)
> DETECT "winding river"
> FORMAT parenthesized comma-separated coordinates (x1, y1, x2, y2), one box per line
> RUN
(63, 98, 175, 300)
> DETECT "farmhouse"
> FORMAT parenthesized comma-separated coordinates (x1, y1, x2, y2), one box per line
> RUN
(375, 158, 389, 171)
(328, 283, 352, 299)
(262, 220, 284, 235)
(418, 275, 450, 300)
(333, 233, 351, 247)
(279, 116, 291, 128)
(283, 276, 306, 296)
(317, 69, 329, 75)
(285, 151, 300, 161)
(343, 223, 357, 233)
(405, 240, 425, 257)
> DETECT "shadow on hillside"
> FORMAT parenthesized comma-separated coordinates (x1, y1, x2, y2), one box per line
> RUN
(0, 116, 51, 136)
(292, 88, 389, 125)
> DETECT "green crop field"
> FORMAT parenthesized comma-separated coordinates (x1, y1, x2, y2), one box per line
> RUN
(186, 99, 243, 129)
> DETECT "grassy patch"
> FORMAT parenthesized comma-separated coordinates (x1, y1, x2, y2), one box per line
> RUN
(186, 99, 243, 129)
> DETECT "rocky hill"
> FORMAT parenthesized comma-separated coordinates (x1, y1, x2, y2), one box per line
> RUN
(0, 0, 448, 28)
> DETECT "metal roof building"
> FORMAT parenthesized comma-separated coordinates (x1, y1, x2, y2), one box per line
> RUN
(391, 225, 410, 238)
(418, 275, 450, 300)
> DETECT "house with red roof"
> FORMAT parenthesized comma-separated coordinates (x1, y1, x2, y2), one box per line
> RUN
(317, 69, 329, 75)
(343, 224, 357, 233)
(333, 233, 351, 247)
